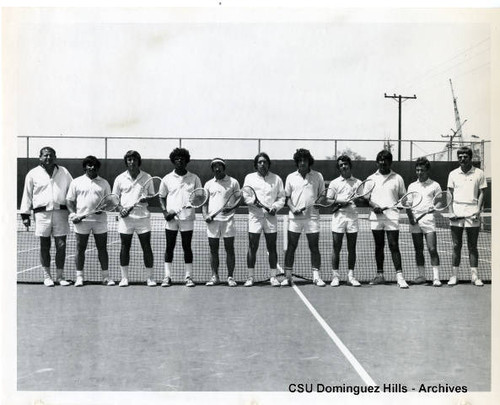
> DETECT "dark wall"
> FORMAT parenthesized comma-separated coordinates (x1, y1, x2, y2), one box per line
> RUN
(17, 158, 491, 209)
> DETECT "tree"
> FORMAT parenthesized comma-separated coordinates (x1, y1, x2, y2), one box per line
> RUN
(326, 147, 366, 161)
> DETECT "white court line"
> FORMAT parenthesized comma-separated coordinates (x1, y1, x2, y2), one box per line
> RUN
(292, 284, 377, 386)
(17, 239, 121, 274)
(17, 247, 39, 254)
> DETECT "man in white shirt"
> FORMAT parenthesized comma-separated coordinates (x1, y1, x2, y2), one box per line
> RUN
(447, 146, 487, 286)
(367, 150, 409, 289)
(67, 156, 113, 287)
(202, 158, 240, 287)
(113, 150, 156, 287)
(406, 157, 443, 287)
(282, 148, 326, 287)
(20, 146, 73, 287)
(327, 155, 362, 287)
(159, 148, 202, 287)
(242, 153, 285, 287)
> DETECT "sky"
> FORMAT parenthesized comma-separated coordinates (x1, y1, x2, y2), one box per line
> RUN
(4, 8, 494, 170)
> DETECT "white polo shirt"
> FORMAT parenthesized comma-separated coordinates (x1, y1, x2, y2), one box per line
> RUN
(368, 170, 406, 221)
(66, 175, 111, 223)
(285, 169, 325, 220)
(204, 175, 240, 222)
(20, 165, 73, 214)
(159, 171, 202, 221)
(328, 175, 362, 214)
(112, 170, 152, 219)
(243, 171, 285, 218)
(407, 178, 442, 216)
(447, 166, 487, 216)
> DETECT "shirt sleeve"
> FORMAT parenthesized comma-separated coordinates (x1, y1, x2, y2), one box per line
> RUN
(66, 180, 77, 202)
(317, 172, 325, 196)
(284, 175, 292, 198)
(19, 172, 34, 214)
(159, 177, 168, 198)
(194, 175, 202, 189)
(447, 172, 454, 189)
(479, 170, 487, 189)
(112, 176, 121, 196)
(273, 176, 286, 211)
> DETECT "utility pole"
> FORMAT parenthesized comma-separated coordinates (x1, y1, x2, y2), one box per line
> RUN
(384, 93, 417, 161)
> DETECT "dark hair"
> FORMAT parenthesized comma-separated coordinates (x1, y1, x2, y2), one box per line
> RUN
(123, 150, 142, 166)
(293, 148, 314, 167)
(82, 155, 101, 170)
(170, 148, 191, 164)
(39, 146, 56, 157)
(254, 152, 271, 169)
(376, 149, 393, 163)
(457, 146, 473, 158)
(415, 157, 431, 170)
(336, 154, 352, 169)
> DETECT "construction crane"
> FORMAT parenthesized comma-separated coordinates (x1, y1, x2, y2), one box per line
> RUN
(441, 79, 466, 161)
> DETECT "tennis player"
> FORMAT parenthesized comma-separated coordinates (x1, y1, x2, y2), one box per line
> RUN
(282, 148, 326, 287)
(406, 157, 442, 287)
(66, 156, 113, 287)
(327, 155, 362, 287)
(202, 158, 240, 287)
(20, 146, 73, 287)
(447, 146, 487, 286)
(113, 150, 156, 287)
(159, 148, 202, 287)
(367, 150, 409, 289)
(242, 153, 286, 287)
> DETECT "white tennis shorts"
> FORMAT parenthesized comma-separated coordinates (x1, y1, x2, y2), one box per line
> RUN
(34, 210, 70, 237)
(206, 219, 236, 238)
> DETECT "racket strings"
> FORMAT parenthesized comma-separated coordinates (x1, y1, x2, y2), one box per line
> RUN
(433, 191, 453, 211)
(97, 195, 120, 211)
(143, 177, 162, 198)
(400, 192, 422, 209)
(189, 189, 209, 207)
(355, 180, 375, 197)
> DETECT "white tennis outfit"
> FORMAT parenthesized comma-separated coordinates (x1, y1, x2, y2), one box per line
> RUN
(407, 179, 442, 234)
(243, 171, 285, 234)
(204, 175, 240, 238)
(328, 176, 362, 233)
(113, 170, 153, 234)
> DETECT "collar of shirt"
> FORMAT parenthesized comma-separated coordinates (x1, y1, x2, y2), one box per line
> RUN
(38, 164, 59, 177)
(458, 166, 476, 176)
(171, 170, 191, 179)
(125, 169, 146, 182)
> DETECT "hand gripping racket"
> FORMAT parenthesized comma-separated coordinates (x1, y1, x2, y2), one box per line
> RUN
(300, 188, 337, 212)
(415, 190, 453, 223)
(207, 189, 243, 220)
(382, 191, 422, 211)
(241, 186, 271, 212)
(450, 210, 483, 221)
(79, 194, 121, 221)
(175, 188, 209, 216)
(331, 179, 375, 214)
(125, 176, 162, 213)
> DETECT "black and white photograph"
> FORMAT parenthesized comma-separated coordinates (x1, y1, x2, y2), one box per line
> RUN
(2, 4, 499, 405)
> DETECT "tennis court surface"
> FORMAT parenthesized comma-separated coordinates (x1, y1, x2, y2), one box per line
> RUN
(17, 213, 491, 391)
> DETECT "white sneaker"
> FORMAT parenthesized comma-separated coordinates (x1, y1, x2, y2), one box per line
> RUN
(270, 277, 281, 287)
(146, 279, 157, 287)
(281, 277, 293, 286)
(330, 276, 340, 287)
(74, 277, 84, 287)
(347, 278, 361, 287)
(397, 277, 409, 289)
(227, 277, 237, 287)
(185, 277, 195, 287)
(103, 278, 115, 286)
(206, 275, 220, 286)
(57, 279, 71, 286)
(433, 279, 442, 287)
(313, 278, 326, 287)
(472, 277, 484, 287)
(43, 278, 54, 287)
(244, 277, 254, 287)
(119, 278, 129, 287)
(447, 276, 457, 286)
(161, 277, 172, 287)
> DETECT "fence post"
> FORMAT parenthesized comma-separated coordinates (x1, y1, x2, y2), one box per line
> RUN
(258, 139, 261, 154)
(410, 141, 413, 161)
(26, 136, 30, 159)
(334, 140, 337, 158)
(104, 137, 108, 159)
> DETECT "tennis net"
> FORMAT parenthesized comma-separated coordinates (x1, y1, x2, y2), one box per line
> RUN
(17, 211, 491, 284)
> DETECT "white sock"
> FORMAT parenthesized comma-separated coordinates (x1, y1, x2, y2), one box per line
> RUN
(312, 269, 320, 280)
(332, 270, 340, 279)
(471, 267, 479, 279)
(185, 263, 193, 279)
(121, 266, 129, 279)
(76, 270, 83, 279)
(146, 268, 153, 280)
(248, 268, 255, 278)
(102, 270, 109, 280)
(42, 267, 51, 279)
(347, 270, 354, 280)
(396, 272, 405, 281)
(432, 266, 440, 280)
(417, 266, 425, 277)
(164, 262, 172, 278)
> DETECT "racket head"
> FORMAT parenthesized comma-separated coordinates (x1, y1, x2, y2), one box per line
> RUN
(209, 189, 242, 218)
(140, 176, 162, 198)
(432, 190, 453, 211)
(354, 179, 375, 198)
(95, 194, 120, 212)
(398, 191, 422, 209)
(188, 188, 209, 208)
(241, 186, 257, 205)
(313, 188, 337, 207)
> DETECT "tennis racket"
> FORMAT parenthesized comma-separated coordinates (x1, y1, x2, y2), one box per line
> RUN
(79, 194, 121, 221)
(125, 176, 162, 213)
(207, 189, 243, 220)
(382, 191, 422, 211)
(331, 179, 375, 214)
(175, 188, 209, 216)
(241, 185, 271, 212)
(300, 188, 337, 212)
(415, 190, 453, 223)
